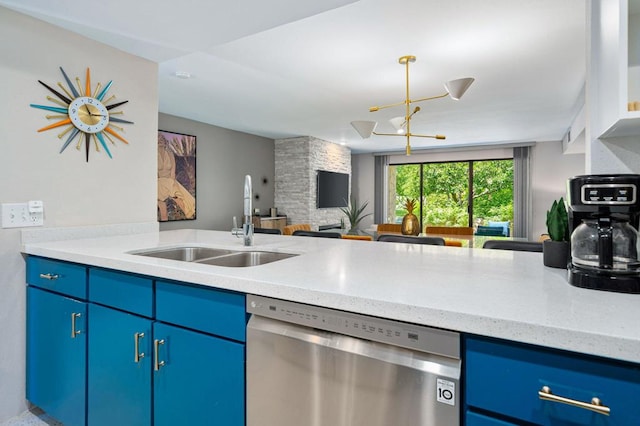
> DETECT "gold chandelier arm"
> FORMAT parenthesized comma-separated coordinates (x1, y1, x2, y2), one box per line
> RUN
(372, 132, 404, 136)
(409, 133, 446, 139)
(369, 100, 407, 112)
(411, 92, 449, 103)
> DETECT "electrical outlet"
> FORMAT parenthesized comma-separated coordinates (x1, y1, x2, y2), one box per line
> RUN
(2, 202, 44, 228)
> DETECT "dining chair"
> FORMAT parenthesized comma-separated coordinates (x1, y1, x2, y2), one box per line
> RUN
(283, 223, 311, 235)
(474, 226, 505, 236)
(376, 223, 402, 234)
(377, 234, 445, 246)
(292, 230, 342, 238)
(341, 234, 373, 241)
(425, 226, 474, 235)
(482, 240, 543, 252)
(253, 227, 282, 235)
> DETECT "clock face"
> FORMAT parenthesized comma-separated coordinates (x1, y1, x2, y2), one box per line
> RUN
(68, 97, 109, 134)
(30, 67, 134, 162)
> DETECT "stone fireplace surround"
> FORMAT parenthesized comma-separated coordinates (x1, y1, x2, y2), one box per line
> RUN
(274, 136, 351, 230)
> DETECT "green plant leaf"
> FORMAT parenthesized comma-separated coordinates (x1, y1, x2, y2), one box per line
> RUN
(546, 197, 569, 241)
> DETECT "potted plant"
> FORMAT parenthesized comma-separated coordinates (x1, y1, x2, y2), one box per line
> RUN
(340, 196, 372, 235)
(401, 198, 420, 236)
(543, 197, 570, 268)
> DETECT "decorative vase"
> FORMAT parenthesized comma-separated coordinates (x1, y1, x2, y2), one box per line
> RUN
(543, 240, 570, 269)
(401, 213, 420, 236)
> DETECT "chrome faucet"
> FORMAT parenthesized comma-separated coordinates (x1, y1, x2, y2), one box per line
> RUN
(232, 175, 254, 246)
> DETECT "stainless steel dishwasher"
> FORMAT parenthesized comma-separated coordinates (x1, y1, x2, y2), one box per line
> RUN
(246, 295, 461, 426)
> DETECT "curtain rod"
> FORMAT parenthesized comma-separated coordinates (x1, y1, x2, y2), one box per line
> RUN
(370, 140, 537, 156)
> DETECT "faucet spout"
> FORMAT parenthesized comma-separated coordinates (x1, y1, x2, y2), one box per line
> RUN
(243, 175, 254, 246)
(231, 175, 254, 246)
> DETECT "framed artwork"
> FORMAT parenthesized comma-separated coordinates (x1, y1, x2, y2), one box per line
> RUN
(157, 130, 197, 221)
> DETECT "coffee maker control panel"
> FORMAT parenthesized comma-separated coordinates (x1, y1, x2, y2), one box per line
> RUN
(581, 184, 637, 205)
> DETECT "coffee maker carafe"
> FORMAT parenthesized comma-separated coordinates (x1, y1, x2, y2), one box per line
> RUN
(567, 174, 640, 293)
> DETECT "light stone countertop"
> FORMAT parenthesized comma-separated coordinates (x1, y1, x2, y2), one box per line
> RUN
(21, 228, 640, 364)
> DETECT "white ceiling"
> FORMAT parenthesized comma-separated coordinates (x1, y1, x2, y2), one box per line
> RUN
(1, 0, 587, 154)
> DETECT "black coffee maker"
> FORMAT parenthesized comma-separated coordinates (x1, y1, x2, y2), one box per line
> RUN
(567, 174, 640, 293)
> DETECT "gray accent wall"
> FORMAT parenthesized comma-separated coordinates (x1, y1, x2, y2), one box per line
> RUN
(158, 113, 275, 232)
(275, 137, 351, 229)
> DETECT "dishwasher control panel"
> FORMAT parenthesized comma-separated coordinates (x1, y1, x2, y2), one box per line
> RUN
(247, 294, 460, 359)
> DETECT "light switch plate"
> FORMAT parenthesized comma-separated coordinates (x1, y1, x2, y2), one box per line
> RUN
(2, 202, 44, 228)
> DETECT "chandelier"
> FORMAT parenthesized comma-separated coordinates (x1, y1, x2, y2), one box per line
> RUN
(351, 55, 474, 155)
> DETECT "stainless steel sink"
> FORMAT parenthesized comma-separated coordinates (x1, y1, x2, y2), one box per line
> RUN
(130, 247, 234, 262)
(130, 247, 297, 267)
(195, 251, 298, 267)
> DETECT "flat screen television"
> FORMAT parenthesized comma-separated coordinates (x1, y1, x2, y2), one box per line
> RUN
(317, 170, 349, 208)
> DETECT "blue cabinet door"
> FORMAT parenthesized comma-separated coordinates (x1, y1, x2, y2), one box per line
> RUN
(466, 336, 640, 425)
(153, 322, 245, 426)
(88, 304, 152, 426)
(26, 287, 87, 426)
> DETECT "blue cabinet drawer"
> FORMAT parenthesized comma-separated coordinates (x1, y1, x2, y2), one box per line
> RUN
(26, 256, 87, 299)
(156, 280, 246, 342)
(465, 335, 640, 425)
(89, 268, 153, 317)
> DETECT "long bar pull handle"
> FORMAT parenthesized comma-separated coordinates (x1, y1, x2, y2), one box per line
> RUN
(538, 386, 610, 416)
(134, 332, 145, 363)
(70, 313, 82, 338)
(40, 273, 60, 280)
(154, 339, 165, 371)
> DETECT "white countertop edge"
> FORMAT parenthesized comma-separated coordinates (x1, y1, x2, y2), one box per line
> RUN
(21, 228, 640, 365)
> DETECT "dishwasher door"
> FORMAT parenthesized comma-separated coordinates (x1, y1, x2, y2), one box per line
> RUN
(247, 315, 461, 426)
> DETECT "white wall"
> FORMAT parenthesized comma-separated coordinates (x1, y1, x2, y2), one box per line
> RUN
(158, 113, 274, 232)
(351, 141, 586, 239)
(0, 7, 158, 422)
(530, 141, 585, 238)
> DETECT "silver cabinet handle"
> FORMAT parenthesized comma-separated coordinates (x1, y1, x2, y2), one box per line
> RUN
(39, 273, 60, 280)
(154, 339, 165, 371)
(134, 332, 145, 363)
(70, 313, 82, 338)
(538, 385, 610, 416)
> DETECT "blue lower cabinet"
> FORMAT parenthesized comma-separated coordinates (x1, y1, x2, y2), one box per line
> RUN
(27, 286, 87, 426)
(88, 304, 152, 426)
(465, 335, 640, 425)
(153, 322, 245, 426)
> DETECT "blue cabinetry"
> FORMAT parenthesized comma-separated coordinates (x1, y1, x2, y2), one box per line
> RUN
(154, 322, 245, 426)
(26, 256, 246, 426)
(88, 303, 152, 426)
(26, 288, 87, 426)
(465, 335, 640, 425)
(26, 257, 87, 426)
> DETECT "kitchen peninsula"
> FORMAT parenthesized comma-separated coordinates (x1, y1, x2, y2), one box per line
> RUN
(22, 229, 640, 425)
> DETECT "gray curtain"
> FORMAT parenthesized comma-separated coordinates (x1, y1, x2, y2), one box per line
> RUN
(513, 146, 531, 238)
(374, 155, 389, 224)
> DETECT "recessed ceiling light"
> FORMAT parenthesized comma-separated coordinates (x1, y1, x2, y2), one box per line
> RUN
(174, 71, 192, 79)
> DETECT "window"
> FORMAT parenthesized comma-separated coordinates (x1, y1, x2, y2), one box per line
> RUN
(388, 159, 514, 231)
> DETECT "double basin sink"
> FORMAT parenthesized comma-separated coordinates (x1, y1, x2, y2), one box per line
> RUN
(130, 246, 297, 267)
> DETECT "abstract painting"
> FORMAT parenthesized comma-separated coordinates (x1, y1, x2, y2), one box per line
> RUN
(157, 130, 196, 221)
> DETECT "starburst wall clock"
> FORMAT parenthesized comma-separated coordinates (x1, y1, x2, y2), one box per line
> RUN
(30, 67, 133, 162)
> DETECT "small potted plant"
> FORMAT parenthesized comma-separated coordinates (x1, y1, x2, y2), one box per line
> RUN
(340, 195, 372, 235)
(543, 197, 570, 268)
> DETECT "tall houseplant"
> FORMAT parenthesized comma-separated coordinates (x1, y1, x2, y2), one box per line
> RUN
(543, 197, 570, 268)
(340, 196, 372, 235)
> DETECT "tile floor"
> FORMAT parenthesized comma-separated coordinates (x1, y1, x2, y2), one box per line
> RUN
(1, 409, 62, 426)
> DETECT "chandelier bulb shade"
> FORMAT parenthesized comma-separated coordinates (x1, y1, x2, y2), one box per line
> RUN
(350, 120, 377, 138)
(351, 55, 474, 155)
(445, 77, 475, 101)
